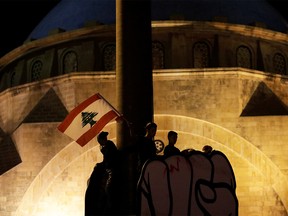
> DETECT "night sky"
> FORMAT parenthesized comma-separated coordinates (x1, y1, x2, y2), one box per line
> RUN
(0, 0, 287, 57)
(0, 0, 60, 57)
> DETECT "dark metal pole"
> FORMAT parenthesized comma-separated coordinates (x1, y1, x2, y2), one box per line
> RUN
(116, 0, 153, 214)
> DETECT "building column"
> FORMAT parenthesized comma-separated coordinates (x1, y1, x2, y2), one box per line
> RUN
(116, 0, 153, 213)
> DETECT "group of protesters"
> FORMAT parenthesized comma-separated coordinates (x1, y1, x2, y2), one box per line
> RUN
(85, 122, 213, 216)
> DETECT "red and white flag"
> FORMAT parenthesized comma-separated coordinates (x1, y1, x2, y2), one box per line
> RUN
(57, 93, 121, 147)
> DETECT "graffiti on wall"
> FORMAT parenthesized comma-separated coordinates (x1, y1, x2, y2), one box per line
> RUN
(137, 150, 238, 215)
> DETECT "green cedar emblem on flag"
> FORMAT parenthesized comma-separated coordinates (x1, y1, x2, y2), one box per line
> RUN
(81, 112, 98, 128)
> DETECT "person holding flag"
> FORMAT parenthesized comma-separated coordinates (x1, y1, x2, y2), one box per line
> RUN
(85, 131, 120, 216)
(58, 93, 123, 215)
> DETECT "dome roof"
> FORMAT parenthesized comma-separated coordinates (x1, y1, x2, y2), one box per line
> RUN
(28, 0, 288, 40)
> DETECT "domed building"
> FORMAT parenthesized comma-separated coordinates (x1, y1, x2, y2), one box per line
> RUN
(1, 0, 288, 215)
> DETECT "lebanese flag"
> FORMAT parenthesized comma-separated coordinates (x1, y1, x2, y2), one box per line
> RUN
(57, 93, 121, 147)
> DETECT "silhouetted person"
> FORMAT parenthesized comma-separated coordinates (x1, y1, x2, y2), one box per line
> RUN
(202, 145, 213, 155)
(137, 122, 157, 173)
(164, 130, 180, 157)
(85, 131, 119, 216)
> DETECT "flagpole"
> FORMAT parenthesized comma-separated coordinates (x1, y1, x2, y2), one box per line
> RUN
(97, 93, 135, 137)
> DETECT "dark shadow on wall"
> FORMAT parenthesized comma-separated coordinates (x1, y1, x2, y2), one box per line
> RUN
(0, 133, 21, 175)
(241, 82, 288, 116)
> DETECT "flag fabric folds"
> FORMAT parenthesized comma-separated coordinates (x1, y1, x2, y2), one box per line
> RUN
(57, 93, 121, 147)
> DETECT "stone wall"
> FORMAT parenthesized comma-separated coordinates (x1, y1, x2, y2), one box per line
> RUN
(1, 21, 288, 93)
(1, 68, 288, 215)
